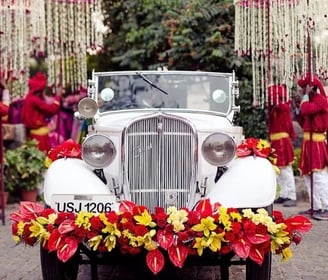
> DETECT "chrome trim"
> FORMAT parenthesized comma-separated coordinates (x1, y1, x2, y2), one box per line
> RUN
(122, 112, 198, 211)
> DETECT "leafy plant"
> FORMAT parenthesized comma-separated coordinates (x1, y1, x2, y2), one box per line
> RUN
(4, 140, 47, 192)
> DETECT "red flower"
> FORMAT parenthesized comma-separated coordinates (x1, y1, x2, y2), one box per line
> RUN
(47, 139, 82, 162)
(9, 201, 44, 222)
(57, 236, 79, 263)
(134, 225, 148, 236)
(89, 216, 103, 232)
(157, 229, 174, 250)
(146, 249, 165, 275)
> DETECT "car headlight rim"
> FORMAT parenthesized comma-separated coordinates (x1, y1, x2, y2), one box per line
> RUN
(201, 132, 236, 166)
(82, 134, 116, 168)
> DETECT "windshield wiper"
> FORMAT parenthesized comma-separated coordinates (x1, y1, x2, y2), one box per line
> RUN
(136, 72, 168, 95)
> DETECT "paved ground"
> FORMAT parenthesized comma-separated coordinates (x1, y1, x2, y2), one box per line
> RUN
(1, 198, 327, 280)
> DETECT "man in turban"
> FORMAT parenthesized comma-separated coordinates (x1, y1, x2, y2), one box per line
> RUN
(297, 73, 328, 220)
(21, 72, 61, 153)
(267, 84, 297, 207)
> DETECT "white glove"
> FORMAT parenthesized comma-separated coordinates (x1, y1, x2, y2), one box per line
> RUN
(2, 88, 10, 105)
(302, 94, 309, 102)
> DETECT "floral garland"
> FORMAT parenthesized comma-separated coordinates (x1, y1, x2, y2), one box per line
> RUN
(236, 137, 278, 166)
(45, 139, 82, 167)
(11, 138, 311, 274)
(11, 200, 312, 275)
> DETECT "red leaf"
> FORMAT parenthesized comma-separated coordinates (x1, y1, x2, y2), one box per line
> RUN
(10, 201, 44, 222)
(57, 237, 78, 263)
(249, 246, 265, 265)
(146, 249, 165, 275)
(194, 199, 213, 217)
(48, 229, 64, 252)
(246, 233, 270, 245)
(119, 200, 136, 213)
(236, 145, 252, 157)
(58, 219, 76, 234)
(157, 229, 174, 250)
(231, 238, 251, 259)
(285, 215, 313, 233)
(168, 244, 189, 268)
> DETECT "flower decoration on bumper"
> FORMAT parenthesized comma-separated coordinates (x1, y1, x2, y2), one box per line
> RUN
(237, 137, 277, 166)
(11, 200, 312, 275)
(45, 139, 82, 167)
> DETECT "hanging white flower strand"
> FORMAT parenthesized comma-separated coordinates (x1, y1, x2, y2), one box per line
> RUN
(234, 0, 328, 108)
(0, 0, 46, 97)
(45, 0, 105, 92)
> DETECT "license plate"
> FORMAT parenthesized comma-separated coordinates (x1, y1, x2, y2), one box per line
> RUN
(51, 194, 119, 213)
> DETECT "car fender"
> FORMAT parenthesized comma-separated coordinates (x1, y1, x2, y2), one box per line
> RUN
(205, 156, 277, 209)
(43, 158, 111, 207)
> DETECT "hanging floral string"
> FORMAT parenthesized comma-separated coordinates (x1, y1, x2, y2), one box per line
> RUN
(234, 0, 328, 108)
(0, 0, 106, 98)
(0, 0, 45, 97)
(45, 0, 107, 91)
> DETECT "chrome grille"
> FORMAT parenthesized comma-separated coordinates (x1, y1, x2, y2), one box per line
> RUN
(124, 114, 196, 211)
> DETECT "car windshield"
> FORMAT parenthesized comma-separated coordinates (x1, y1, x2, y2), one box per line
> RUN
(93, 71, 233, 116)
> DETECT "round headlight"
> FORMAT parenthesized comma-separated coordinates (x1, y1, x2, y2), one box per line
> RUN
(82, 135, 116, 168)
(201, 133, 236, 166)
(78, 98, 98, 118)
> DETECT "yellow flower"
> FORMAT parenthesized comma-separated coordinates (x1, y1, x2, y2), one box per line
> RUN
(89, 235, 103, 251)
(167, 208, 188, 233)
(192, 216, 217, 237)
(193, 236, 207, 256)
(144, 230, 158, 251)
(281, 247, 293, 261)
(17, 221, 25, 236)
(242, 209, 255, 219)
(44, 157, 52, 168)
(257, 139, 270, 150)
(29, 220, 47, 242)
(271, 224, 290, 252)
(75, 211, 94, 230)
(230, 212, 242, 222)
(218, 207, 232, 230)
(104, 234, 117, 251)
(134, 210, 156, 228)
(102, 221, 121, 238)
(12, 235, 20, 243)
(208, 231, 225, 252)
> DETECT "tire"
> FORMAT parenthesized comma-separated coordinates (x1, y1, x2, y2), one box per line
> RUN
(40, 246, 80, 280)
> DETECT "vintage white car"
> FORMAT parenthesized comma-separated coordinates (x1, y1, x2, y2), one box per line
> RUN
(41, 70, 276, 280)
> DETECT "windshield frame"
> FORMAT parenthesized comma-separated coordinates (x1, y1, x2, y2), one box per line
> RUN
(91, 70, 234, 117)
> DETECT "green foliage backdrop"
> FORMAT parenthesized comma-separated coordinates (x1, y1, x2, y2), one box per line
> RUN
(88, 0, 267, 138)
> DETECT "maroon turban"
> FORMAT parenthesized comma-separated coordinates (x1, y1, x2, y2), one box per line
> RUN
(28, 72, 47, 94)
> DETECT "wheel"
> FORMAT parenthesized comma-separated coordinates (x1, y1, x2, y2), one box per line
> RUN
(40, 245, 80, 280)
(246, 251, 271, 280)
